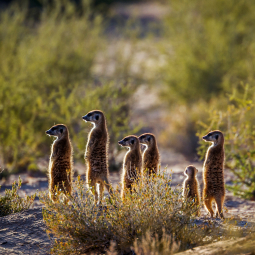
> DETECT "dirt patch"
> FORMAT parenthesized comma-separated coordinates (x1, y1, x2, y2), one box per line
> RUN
(0, 208, 50, 255)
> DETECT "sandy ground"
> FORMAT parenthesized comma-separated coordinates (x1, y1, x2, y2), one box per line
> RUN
(0, 162, 255, 255)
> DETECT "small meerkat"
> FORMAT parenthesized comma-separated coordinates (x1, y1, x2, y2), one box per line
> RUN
(183, 165, 200, 207)
(202, 130, 225, 218)
(118, 135, 142, 198)
(82, 110, 112, 205)
(138, 133, 160, 175)
(46, 124, 73, 202)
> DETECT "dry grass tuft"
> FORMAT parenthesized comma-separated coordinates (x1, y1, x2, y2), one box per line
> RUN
(41, 172, 219, 254)
(0, 177, 35, 217)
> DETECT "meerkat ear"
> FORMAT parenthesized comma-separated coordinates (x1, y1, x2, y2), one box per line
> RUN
(59, 128, 63, 134)
(95, 115, 99, 121)
(215, 134, 219, 140)
(131, 139, 134, 145)
(147, 136, 151, 142)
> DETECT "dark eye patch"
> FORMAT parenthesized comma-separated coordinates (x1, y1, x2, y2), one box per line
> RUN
(87, 113, 92, 117)
(51, 127, 56, 131)
(124, 138, 128, 142)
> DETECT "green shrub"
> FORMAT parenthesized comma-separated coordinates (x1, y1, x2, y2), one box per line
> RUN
(160, 0, 255, 104)
(0, 0, 142, 173)
(41, 172, 218, 254)
(0, 176, 35, 217)
(197, 84, 255, 200)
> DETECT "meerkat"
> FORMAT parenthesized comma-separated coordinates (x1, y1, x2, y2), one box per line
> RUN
(118, 135, 142, 198)
(182, 165, 200, 207)
(46, 124, 73, 202)
(138, 133, 160, 175)
(82, 110, 112, 205)
(202, 130, 225, 218)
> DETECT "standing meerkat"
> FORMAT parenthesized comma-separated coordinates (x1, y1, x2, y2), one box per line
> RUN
(46, 124, 73, 202)
(82, 110, 112, 205)
(138, 133, 160, 175)
(202, 130, 225, 218)
(182, 165, 200, 207)
(118, 135, 142, 198)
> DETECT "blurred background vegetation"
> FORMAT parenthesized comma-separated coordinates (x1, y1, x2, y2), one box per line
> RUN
(0, 0, 255, 198)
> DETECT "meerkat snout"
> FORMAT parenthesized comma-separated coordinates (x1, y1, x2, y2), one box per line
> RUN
(82, 111, 101, 123)
(118, 137, 135, 147)
(45, 125, 65, 138)
(202, 131, 223, 145)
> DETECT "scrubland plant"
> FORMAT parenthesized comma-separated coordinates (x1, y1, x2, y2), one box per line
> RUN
(41, 172, 218, 254)
(161, 0, 255, 103)
(0, 0, 142, 173)
(0, 176, 35, 217)
(197, 85, 255, 200)
(156, 0, 255, 156)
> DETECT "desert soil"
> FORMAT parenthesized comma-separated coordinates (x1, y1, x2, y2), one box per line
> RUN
(0, 162, 255, 255)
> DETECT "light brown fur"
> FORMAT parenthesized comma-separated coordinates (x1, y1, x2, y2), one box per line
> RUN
(138, 133, 160, 175)
(46, 124, 73, 202)
(119, 135, 142, 198)
(82, 110, 112, 204)
(202, 130, 225, 218)
(182, 165, 200, 208)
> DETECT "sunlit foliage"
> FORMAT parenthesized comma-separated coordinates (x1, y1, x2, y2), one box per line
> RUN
(41, 172, 215, 254)
(0, 0, 142, 173)
(197, 84, 255, 200)
(0, 177, 35, 217)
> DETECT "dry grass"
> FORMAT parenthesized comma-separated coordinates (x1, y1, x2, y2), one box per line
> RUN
(0, 176, 35, 217)
(41, 171, 221, 254)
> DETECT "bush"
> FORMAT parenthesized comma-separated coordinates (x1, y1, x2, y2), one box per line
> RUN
(197, 84, 255, 200)
(160, 0, 255, 104)
(41, 172, 218, 254)
(0, 176, 35, 217)
(0, 0, 142, 173)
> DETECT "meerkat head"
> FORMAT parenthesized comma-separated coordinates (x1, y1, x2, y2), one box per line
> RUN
(82, 110, 104, 126)
(202, 130, 224, 145)
(46, 124, 67, 139)
(138, 133, 155, 147)
(184, 165, 198, 178)
(118, 135, 139, 149)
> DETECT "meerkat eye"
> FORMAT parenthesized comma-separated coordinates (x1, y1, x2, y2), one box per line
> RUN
(95, 115, 99, 121)
(131, 139, 135, 145)
(59, 128, 63, 134)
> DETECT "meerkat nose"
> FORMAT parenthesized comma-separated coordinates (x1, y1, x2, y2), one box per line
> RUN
(45, 130, 50, 134)
(118, 140, 124, 145)
(82, 115, 88, 121)
(202, 135, 207, 140)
